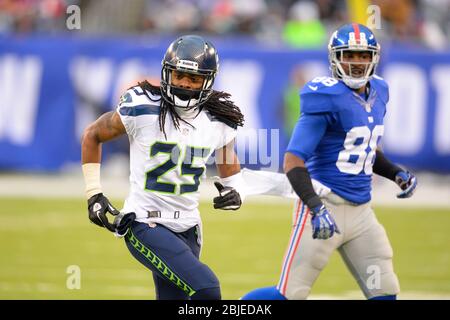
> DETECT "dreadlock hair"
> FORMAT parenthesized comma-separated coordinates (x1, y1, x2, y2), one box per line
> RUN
(137, 80, 244, 139)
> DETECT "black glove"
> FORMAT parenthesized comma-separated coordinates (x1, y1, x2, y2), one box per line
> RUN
(87, 193, 120, 232)
(113, 212, 136, 237)
(213, 182, 242, 210)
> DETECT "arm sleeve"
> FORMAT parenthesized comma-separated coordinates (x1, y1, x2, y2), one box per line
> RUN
(373, 149, 402, 181)
(286, 113, 328, 161)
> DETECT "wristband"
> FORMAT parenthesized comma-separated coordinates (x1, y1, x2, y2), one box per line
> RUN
(220, 171, 246, 202)
(82, 163, 102, 199)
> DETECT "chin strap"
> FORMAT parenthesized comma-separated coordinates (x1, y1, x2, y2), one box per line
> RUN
(173, 105, 200, 119)
(172, 94, 200, 108)
(342, 75, 369, 89)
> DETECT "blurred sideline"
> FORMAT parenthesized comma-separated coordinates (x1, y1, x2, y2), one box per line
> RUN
(0, 160, 449, 209)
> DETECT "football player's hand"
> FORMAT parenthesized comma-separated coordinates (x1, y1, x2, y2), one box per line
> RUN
(395, 171, 417, 199)
(87, 193, 120, 232)
(113, 211, 136, 238)
(310, 205, 340, 240)
(213, 182, 242, 210)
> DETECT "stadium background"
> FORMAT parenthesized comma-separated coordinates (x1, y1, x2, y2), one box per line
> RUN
(0, 0, 449, 299)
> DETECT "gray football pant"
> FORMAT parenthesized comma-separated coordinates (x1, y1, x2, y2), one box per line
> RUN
(276, 192, 400, 299)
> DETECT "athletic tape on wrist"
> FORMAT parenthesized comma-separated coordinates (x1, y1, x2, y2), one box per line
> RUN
(220, 171, 246, 202)
(82, 163, 102, 199)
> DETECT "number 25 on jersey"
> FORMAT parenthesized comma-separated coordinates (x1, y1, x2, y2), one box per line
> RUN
(145, 142, 209, 194)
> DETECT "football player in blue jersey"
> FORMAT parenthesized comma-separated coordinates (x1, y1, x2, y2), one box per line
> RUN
(241, 23, 417, 300)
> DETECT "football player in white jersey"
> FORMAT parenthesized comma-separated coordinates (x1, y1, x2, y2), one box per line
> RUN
(81, 35, 245, 300)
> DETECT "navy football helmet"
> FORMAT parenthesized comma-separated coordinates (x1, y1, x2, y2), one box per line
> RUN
(161, 35, 219, 108)
(328, 23, 380, 89)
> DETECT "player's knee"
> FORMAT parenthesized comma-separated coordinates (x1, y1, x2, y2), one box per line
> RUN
(282, 265, 320, 299)
(366, 269, 400, 298)
(380, 272, 400, 296)
(191, 286, 221, 300)
(311, 258, 328, 271)
(376, 238, 394, 260)
(286, 288, 309, 300)
(284, 284, 310, 300)
(310, 252, 330, 271)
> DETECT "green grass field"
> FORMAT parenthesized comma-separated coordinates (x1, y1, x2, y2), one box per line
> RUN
(1, 197, 449, 299)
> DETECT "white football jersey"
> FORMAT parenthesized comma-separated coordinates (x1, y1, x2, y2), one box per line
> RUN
(116, 86, 237, 233)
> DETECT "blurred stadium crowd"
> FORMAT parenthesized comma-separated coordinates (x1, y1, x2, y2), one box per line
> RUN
(0, 0, 449, 49)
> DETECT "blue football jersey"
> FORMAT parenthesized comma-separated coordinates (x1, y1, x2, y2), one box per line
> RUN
(286, 75, 389, 204)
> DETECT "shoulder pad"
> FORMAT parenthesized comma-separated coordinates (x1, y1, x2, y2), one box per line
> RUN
(370, 75, 389, 104)
(117, 87, 160, 116)
(301, 76, 348, 96)
(300, 77, 346, 114)
(119, 86, 161, 108)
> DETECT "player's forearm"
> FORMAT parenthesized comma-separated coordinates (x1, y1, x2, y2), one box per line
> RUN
(215, 157, 245, 199)
(81, 112, 126, 198)
(81, 126, 103, 198)
(216, 161, 240, 178)
(215, 140, 241, 178)
(283, 151, 306, 172)
(373, 150, 402, 181)
(82, 111, 126, 164)
(284, 152, 322, 210)
(81, 124, 102, 164)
